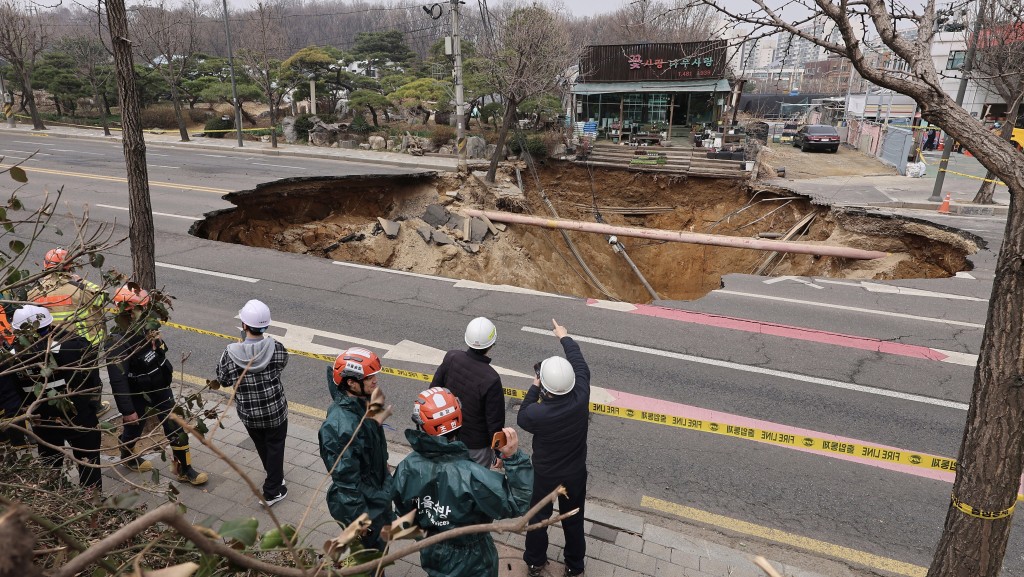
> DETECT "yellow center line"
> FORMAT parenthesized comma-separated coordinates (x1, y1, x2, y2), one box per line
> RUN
(0, 163, 231, 194)
(641, 495, 927, 577)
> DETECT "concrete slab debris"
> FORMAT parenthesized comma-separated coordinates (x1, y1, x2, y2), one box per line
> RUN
(446, 213, 466, 231)
(481, 214, 499, 235)
(377, 217, 400, 239)
(470, 217, 489, 243)
(417, 225, 432, 242)
(464, 243, 481, 253)
(494, 223, 507, 232)
(431, 230, 455, 245)
(422, 204, 449, 227)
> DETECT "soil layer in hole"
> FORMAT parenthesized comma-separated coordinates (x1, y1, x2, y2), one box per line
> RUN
(190, 164, 979, 303)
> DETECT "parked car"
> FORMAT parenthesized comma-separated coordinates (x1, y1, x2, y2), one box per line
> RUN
(779, 122, 799, 143)
(793, 124, 840, 153)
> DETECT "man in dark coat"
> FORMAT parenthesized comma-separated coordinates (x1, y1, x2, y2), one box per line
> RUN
(518, 319, 591, 577)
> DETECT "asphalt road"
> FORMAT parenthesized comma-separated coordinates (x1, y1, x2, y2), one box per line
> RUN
(4, 133, 1022, 576)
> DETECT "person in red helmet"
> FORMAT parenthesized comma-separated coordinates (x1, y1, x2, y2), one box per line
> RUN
(107, 284, 208, 485)
(319, 347, 395, 551)
(216, 299, 289, 506)
(392, 387, 533, 577)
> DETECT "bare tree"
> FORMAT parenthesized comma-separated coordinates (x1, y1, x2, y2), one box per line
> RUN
(0, 0, 50, 130)
(968, 0, 1024, 204)
(131, 0, 204, 142)
(236, 0, 289, 148)
(480, 3, 579, 183)
(700, 1, 1024, 575)
(106, 0, 158, 289)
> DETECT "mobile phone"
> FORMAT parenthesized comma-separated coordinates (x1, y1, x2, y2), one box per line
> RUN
(491, 431, 507, 450)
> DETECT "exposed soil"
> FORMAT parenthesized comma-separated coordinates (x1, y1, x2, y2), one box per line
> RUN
(755, 143, 900, 180)
(191, 161, 978, 303)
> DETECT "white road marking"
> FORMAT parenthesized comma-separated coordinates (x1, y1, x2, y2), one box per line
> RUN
(763, 275, 824, 289)
(264, 319, 531, 378)
(333, 261, 454, 283)
(156, 262, 259, 282)
(2, 149, 51, 156)
(53, 149, 103, 155)
(817, 279, 988, 301)
(587, 300, 639, 312)
(149, 153, 170, 157)
(199, 154, 227, 158)
(12, 140, 54, 146)
(452, 279, 573, 299)
(95, 204, 200, 220)
(251, 162, 306, 170)
(521, 326, 969, 411)
(148, 164, 180, 169)
(716, 290, 985, 328)
(955, 272, 976, 279)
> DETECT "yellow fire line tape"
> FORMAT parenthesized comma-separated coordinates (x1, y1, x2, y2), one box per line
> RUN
(164, 320, 972, 477)
(950, 493, 1015, 520)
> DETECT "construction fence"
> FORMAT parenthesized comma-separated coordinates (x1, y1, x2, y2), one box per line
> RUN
(844, 118, 916, 175)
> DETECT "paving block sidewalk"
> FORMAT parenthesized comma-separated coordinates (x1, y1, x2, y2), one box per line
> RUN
(102, 409, 830, 577)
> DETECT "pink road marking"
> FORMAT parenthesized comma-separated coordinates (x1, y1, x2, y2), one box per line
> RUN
(587, 300, 949, 362)
(599, 386, 956, 484)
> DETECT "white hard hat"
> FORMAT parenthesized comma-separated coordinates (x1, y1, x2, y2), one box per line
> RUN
(539, 356, 575, 395)
(464, 317, 497, 350)
(12, 305, 53, 330)
(238, 299, 272, 328)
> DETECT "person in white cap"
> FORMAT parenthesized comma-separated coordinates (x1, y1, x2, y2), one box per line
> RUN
(215, 299, 290, 506)
(10, 305, 103, 491)
(430, 316, 504, 467)
(518, 318, 592, 577)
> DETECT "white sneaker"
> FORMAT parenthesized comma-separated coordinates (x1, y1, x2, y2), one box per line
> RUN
(260, 486, 288, 507)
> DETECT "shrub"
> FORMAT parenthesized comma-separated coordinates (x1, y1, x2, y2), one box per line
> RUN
(139, 106, 179, 129)
(189, 108, 212, 124)
(508, 135, 548, 160)
(204, 116, 234, 138)
(293, 114, 314, 141)
(350, 114, 371, 135)
(430, 125, 455, 148)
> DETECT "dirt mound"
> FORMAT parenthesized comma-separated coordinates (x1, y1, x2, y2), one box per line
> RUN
(191, 163, 977, 303)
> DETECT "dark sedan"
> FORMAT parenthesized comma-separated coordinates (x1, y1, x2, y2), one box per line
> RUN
(793, 124, 841, 153)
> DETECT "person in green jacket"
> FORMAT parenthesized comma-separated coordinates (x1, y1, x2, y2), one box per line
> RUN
(319, 347, 395, 550)
(393, 387, 533, 577)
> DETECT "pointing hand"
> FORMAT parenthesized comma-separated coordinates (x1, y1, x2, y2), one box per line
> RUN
(552, 319, 568, 339)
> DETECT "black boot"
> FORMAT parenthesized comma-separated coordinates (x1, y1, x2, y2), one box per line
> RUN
(171, 445, 208, 485)
(120, 446, 153, 472)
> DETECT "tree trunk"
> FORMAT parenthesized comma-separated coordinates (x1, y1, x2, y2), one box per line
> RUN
(239, 103, 258, 127)
(925, 106, 1024, 576)
(368, 106, 379, 127)
(94, 85, 110, 137)
(269, 96, 278, 148)
(421, 107, 430, 125)
(20, 70, 44, 130)
(106, 0, 156, 289)
(169, 83, 189, 142)
(485, 98, 516, 184)
(52, 97, 62, 117)
(972, 101, 1020, 205)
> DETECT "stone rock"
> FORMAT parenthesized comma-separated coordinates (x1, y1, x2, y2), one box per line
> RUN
(369, 135, 386, 150)
(494, 223, 507, 232)
(417, 225, 432, 242)
(422, 204, 449, 227)
(359, 143, 372, 150)
(339, 140, 356, 149)
(467, 135, 488, 159)
(386, 138, 397, 150)
(431, 230, 455, 245)
(401, 135, 410, 152)
(309, 130, 334, 147)
(470, 217, 489, 243)
(377, 217, 400, 238)
(465, 243, 481, 254)
(282, 116, 298, 144)
(551, 143, 567, 157)
(445, 190, 463, 200)
(438, 145, 454, 155)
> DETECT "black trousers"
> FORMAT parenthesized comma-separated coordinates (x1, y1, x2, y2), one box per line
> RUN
(121, 386, 185, 450)
(245, 419, 288, 499)
(35, 394, 102, 489)
(524, 471, 587, 573)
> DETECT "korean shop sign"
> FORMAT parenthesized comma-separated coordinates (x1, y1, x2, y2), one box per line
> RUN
(580, 41, 727, 82)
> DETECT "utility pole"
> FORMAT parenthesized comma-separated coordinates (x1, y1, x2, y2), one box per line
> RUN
(451, 0, 467, 171)
(929, 0, 982, 202)
(221, 0, 243, 147)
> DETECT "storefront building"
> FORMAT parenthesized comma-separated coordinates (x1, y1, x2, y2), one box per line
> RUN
(573, 41, 732, 141)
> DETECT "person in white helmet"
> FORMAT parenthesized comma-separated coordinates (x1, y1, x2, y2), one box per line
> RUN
(216, 299, 290, 506)
(430, 316, 504, 467)
(518, 318, 591, 577)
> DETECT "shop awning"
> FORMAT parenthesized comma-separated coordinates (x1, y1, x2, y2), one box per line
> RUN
(572, 78, 731, 95)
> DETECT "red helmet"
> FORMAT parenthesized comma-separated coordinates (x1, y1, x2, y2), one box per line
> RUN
(44, 248, 69, 270)
(113, 284, 151, 309)
(332, 347, 382, 385)
(412, 387, 462, 436)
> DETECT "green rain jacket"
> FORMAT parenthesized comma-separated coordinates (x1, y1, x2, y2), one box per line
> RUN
(319, 369, 395, 547)
(393, 429, 534, 577)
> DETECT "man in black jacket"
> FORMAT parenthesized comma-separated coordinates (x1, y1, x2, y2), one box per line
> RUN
(11, 305, 102, 491)
(518, 319, 591, 577)
(430, 316, 504, 467)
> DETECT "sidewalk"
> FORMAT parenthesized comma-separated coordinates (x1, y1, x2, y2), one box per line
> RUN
(0, 120, 470, 173)
(102, 405, 830, 577)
